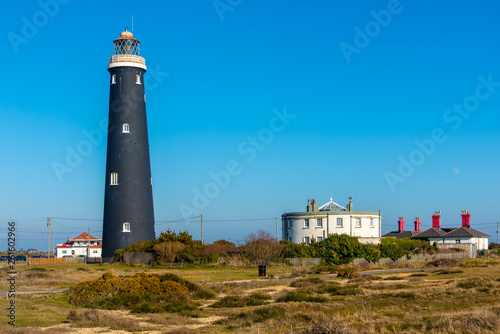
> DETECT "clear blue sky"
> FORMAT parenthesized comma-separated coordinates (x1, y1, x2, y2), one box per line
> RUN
(1, 0, 499, 251)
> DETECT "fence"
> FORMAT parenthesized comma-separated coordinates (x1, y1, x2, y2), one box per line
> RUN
(352, 249, 470, 266)
(27, 257, 86, 265)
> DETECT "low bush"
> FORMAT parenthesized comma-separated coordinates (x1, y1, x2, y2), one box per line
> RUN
(434, 269, 464, 275)
(393, 292, 417, 299)
(316, 284, 362, 296)
(456, 278, 495, 290)
(210, 293, 271, 308)
(337, 269, 360, 279)
(425, 259, 461, 267)
(67, 272, 209, 314)
(276, 291, 329, 303)
(290, 278, 323, 288)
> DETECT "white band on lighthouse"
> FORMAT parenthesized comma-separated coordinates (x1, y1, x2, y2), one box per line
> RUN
(108, 61, 147, 71)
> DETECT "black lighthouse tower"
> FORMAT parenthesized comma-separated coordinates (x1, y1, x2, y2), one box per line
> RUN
(102, 30, 155, 262)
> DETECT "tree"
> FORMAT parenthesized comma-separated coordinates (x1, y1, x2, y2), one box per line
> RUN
(241, 230, 284, 265)
(314, 234, 364, 265)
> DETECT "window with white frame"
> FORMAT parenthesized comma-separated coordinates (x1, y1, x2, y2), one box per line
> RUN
(370, 218, 374, 228)
(355, 218, 361, 228)
(304, 219, 309, 228)
(304, 237, 310, 245)
(317, 218, 323, 227)
(337, 218, 343, 227)
(93, 250, 98, 253)
(123, 222, 131, 232)
(455, 239, 461, 244)
(111, 74, 116, 84)
(136, 75, 141, 84)
(62, 250, 67, 254)
(122, 123, 130, 133)
(111, 172, 118, 185)
(317, 236, 323, 242)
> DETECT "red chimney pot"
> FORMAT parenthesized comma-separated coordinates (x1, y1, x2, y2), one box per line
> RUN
(414, 217, 421, 231)
(398, 217, 405, 232)
(461, 210, 471, 227)
(432, 211, 441, 229)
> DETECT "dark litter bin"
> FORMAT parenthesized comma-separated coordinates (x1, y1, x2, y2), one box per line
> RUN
(258, 265, 266, 277)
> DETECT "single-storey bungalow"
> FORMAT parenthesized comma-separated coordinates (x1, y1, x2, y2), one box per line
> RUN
(56, 233, 102, 258)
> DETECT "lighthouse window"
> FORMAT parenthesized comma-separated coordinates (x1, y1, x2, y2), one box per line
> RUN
(111, 172, 118, 185)
(123, 223, 131, 232)
(122, 124, 130, 133)
(111, 74, 116, 84)
(136, 75, 141, 85)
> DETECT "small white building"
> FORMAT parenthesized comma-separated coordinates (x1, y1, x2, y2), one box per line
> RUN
(56, 233, 102, 258)
(282, 197, 381, 245)
(411, 210, 490, 253)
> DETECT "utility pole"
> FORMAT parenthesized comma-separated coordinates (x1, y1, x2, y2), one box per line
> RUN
(497, 221, 499, 245)
(201, 214, 204, 244)
(52, 230, 54, 262)
(276, 217, 279, 241)
(87, 227, 90, 264)
(47, 217, 51, 259)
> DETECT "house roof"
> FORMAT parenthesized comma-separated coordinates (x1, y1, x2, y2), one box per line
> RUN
(90, 244, 102, 248)
(319, 197, 347, 211)
(411, 227, 455, 238)
(412, 226, 490, 239)
(69, 233, 101, 241)
(382, 231, 422, 239)
(56, 244, 71, 249)
(443, 227, 491, 238)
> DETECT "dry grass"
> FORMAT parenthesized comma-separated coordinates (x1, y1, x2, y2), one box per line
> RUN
(1, 259, 499, 333)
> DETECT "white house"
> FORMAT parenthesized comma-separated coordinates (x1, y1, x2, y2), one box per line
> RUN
(411, 210, 490, 254)
(282, 197, 382, 245)
(56, 233, 102, 258)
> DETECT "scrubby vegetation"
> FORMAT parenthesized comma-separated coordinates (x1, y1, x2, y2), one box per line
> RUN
(3, 256, 500, 333)
(67, 272, 214, 314)
(117, 229, 445, 267)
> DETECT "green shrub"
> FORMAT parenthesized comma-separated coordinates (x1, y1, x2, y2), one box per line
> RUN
(67, 272, 206, 314)
(281, 240, 316, 258)
(379, 243, 405, 261)
(315, 234, 364, 265)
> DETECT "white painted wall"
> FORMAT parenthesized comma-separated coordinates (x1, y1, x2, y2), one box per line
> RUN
(427, 237, 489, 250)
(285, 213, 381, 245)
(56, 246, 102, 258)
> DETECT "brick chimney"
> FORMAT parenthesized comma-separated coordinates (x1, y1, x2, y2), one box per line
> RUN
(414, 217, 421, 231)
(398, 217, 405, 232)
(461, 210, 471, 227)
(432, 210, 441, 229)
